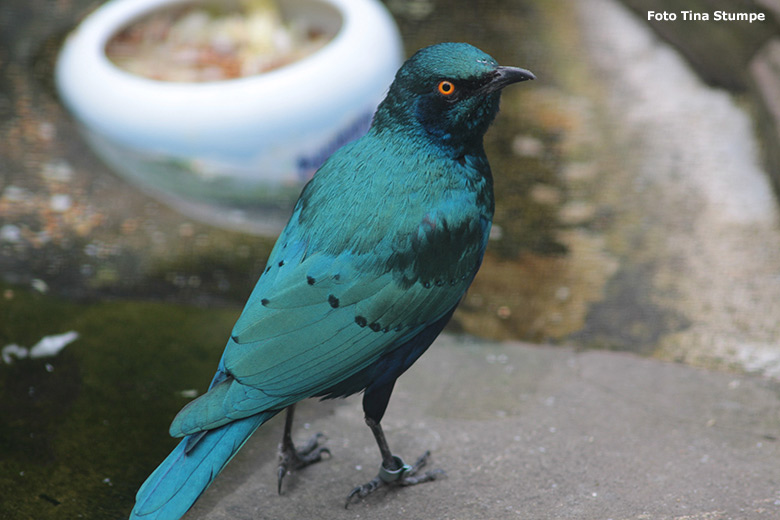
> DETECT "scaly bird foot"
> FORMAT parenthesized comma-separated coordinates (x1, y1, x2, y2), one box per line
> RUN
(344, 451, 444, 508)
(277, 432, 331, 494)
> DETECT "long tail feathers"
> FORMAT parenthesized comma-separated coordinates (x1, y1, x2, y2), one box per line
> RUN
(129, 411, 277, 520)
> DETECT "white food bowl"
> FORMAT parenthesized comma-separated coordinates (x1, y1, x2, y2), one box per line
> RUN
(56, 0, 402, 234)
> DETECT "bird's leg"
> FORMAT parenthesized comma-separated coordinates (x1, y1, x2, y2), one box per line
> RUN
(345, 417, 443, 507)
(276, 404, 330, 494)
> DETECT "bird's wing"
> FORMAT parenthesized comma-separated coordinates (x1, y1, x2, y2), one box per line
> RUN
(169, 236, 477, 437)
(168, 140, 492, 437)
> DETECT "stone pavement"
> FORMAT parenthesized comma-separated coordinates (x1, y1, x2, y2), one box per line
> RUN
(186, 334, 780, 520)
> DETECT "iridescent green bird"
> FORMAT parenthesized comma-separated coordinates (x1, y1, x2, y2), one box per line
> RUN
(129, 42, 534, 519)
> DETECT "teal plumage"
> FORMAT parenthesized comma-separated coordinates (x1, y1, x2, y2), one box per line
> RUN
(130, 42, 534, 519)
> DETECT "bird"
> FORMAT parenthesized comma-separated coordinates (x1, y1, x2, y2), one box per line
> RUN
(129, 42, 534, 519)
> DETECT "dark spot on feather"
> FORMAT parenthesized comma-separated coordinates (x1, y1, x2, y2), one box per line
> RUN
(423, 281, 432, 289)
(382, 326, 390, 333)
(386, 218, 483, 290)
(440, 217, 450, 233)
(261, 298, 270, 306)
(435, 279, 444, 287)
(328, 294, 339, 308)
(334, 274, 340, 281)
(395, 325, 403, 332)
(369, 322, 381, 332)
(278, 260, 285, 267)
(450, 279, 457, 285)
(307, 276, 315, 285)
(265, 266, 271, 274)
(355, 316, 367, 327)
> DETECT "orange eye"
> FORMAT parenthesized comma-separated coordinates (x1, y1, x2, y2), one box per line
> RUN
(437, 80, 456, 96)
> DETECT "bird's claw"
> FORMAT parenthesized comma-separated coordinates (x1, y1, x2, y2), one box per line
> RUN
(277, 432, 331, 494)
(344, 451, 444, 508)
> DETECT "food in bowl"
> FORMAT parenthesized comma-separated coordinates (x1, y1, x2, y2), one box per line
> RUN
(105, 0, 336, 82)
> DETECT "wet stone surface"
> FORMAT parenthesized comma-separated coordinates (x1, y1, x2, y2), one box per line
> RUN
(184, 335, 780, 520)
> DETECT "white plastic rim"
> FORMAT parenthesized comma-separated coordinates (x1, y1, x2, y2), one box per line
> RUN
(55, 0, 403, 186)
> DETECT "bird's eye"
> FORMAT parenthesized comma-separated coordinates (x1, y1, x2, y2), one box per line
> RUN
(437, 80, 456, 96)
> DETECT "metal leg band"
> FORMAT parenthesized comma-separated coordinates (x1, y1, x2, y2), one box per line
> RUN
(377, 455, 412, 483)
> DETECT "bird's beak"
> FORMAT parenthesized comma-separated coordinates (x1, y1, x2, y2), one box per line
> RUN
(482, 66, 536, 94)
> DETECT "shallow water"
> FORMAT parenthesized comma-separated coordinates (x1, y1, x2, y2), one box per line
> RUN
(0, 284, 238, 517)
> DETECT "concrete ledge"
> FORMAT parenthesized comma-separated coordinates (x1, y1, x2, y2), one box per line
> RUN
(187, 335, 780, 520)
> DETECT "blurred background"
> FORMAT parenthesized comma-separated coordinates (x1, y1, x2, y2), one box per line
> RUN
(1, 0, 779, 517)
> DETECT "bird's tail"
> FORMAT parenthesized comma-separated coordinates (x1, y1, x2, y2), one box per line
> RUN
(129, 411, 277, 520)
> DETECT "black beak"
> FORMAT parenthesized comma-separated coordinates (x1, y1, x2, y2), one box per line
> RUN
(482, 66, 536, 94)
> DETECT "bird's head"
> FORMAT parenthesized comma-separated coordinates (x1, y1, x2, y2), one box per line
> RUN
(372, 42, 535, 154)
